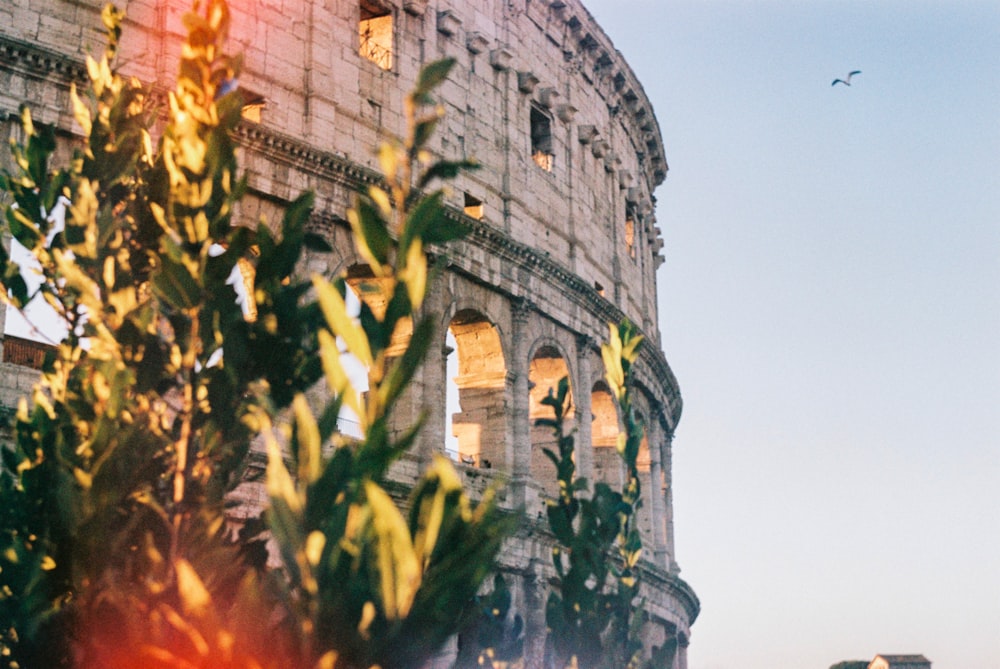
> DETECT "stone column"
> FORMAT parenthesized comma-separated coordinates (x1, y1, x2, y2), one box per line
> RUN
(413, 263, 449, 467)
(574, 334, 594, 488)
(677, 631, 690, 669)
(509, 297, 532, 509)
(660, 429, 678, 572)
(522, 557, 549, 669)
(648, 417, 669, 568)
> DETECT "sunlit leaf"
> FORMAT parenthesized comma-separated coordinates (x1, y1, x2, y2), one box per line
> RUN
(175, 558, 212, 617)
(313, 275, 372, 367)
(364, 481, 420, 620)
(318, 329, 363, 425)
(293, 393, 322, 485)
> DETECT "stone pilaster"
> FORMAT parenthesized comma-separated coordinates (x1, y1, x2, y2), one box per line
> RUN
(421, 308, 450, 467)
(509, 297, 533, 509)
(648, 417, 669, 568)
(660, 429, 678, 573)
(574, 333, 595, 488)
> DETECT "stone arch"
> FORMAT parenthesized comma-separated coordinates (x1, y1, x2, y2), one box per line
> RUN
(591, 379, 622, 487)
(528, 340, 574, 497)
(445, 308, 508, 471)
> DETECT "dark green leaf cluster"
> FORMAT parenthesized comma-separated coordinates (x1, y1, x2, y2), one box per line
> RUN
(539, 325, 674, 669)
(453, 573, 524, 668)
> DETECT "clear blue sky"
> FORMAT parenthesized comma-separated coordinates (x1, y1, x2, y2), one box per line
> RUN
(584, 1, 1000, 668)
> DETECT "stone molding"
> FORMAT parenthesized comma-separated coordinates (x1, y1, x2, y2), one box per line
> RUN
(0, 35, 88, 86)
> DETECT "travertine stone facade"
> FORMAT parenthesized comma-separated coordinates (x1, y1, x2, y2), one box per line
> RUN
(0, 0, 698, 666)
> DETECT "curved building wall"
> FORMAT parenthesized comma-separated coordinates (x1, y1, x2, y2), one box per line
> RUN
(0, 0, 697, 665)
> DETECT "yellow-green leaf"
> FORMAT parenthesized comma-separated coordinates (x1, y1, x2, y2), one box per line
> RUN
(70, 84, 92, 137)
(410, 456, 464, 566)
(318, 329, 364, 426)
(401, 240, 426, 309)
(175, 558, 212, 617)
(313, 276, 372, 366)
(364, 480, 420, 620)
(369, 185, 392, 219)
(266, 429, 302, 514)
(293, 393, 322, 484)
(305, 530, 326, 567)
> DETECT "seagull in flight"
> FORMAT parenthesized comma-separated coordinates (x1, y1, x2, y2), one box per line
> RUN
(832, 70, 862, 87)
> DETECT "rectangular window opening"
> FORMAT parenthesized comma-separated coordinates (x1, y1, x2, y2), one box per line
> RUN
(594, 281, 605, 297)
(464, 193, 484, 220)
(360, 0, 393, 70)
(530, 106, 554, 172)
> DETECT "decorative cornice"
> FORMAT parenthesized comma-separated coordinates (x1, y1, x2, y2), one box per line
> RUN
(0, 34, 87, 86)
(639, 560, 701, 626)
(234, 122, 383, 188)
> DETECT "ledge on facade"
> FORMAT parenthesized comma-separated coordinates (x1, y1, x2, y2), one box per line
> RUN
(0, 34, 88, 86)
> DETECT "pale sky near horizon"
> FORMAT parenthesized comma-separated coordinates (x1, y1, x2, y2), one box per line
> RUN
(583, 1, 999, 668)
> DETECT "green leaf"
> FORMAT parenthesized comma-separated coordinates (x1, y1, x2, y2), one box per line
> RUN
(417, 159, 480, 190)
(151, 255, 202, 309)
(364, 480, 420, 620)
(412, 58, 456, 101)
(412, 117, 439, 153)
(547, 503, 575, 546)
(347, 196, 392, 273)
(378, 316, 433, 410)
(313, 276, 372, 367)
(400, 191, 444, 254)
(407, 456, 463, 566)
(7, 206, 42, 250)
(293, 393, 322, 485)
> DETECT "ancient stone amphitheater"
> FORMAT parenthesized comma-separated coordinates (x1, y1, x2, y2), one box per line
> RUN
(0, 0, 698, 665)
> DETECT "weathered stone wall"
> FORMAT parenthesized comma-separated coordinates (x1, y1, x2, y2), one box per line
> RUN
(0, 0, 697, 666)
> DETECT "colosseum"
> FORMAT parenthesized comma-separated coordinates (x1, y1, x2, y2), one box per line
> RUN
(0, 0, 698, 666)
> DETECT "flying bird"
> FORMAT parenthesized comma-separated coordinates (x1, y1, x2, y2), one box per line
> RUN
(832, 70, 861, 87)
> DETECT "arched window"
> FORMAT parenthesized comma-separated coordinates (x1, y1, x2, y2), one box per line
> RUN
(529, 345, 572, 496)
(445, 310, 507, 470)
(591, 380, 622, 487)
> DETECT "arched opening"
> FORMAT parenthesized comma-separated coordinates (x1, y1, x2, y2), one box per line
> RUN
(529, 345, 573, 496)
(591, 380, 622, 487)
(445, 310, 507, 470)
